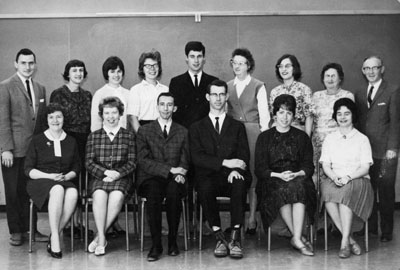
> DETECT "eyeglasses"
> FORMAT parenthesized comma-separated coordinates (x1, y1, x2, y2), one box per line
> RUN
(277, 64, 293, 69)
(144, 63, 159, 69)
(209, 93, 227, 98)
(362, 66, 381, 72)
(230, 59, 247, 67)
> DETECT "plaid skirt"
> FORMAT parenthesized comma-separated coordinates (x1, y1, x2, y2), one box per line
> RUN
(90, 176, 132, 195)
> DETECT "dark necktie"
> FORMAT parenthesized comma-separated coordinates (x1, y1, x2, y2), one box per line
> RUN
(163, 125, 168, 138)
(215, 117, 220, 134)
(367, 85, 374, 106)
(194, 74, 199, 88)
(25, 80, 32, 102)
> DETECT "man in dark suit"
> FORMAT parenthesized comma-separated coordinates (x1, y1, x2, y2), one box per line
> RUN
(190, 79, 251, 259)
(354, 56, 400, 242)
(0, 48, 48, 245)
(137, 92, 189, 261)
(169, 41, 218, 129)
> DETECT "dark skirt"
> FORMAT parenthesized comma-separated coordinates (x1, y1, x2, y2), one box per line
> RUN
(257, 175, 317, 230)
(321, 176, 374, 222)
(27, 179, 76, 210)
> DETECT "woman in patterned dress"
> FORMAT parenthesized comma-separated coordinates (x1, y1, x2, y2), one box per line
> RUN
(312, 63, 354, 167)
(86, 97, 136, 256)
(320, 98, 373, 258)
(269, 54, 313, 136)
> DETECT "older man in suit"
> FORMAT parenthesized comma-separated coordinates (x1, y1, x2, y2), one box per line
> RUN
(0, 48, 47, 245)
(190, 79, 251, 259)
(137, 92, 189, 262)
(354, 56, 400, 242)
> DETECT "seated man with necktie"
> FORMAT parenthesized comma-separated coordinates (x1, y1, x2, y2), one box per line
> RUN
(136, 92, 189, 262)
(189, 79, 251, 259)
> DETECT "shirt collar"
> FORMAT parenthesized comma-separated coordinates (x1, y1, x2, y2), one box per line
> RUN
(16, 72, 32, 84)
(369, 79, 382, 90)
(209, 112, 226, 123)
(233, 75, 251, 86)
(103, 125, 121, 136)
(335, 128, 357, 140)
(188, 70, 203, 82)
(157, 118, 173, 130)
(141, 79, 160, 87)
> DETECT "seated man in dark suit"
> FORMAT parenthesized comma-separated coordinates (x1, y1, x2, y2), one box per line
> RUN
(136, 92, 189, 262)
(189, 79, 251, 259)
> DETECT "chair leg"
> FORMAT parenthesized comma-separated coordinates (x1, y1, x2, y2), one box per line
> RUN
(186, 198, 191, 240)
(365, 221, 369, 252)
(199, 206, 203, 251)
(71, 215, 74, 252)
(125, 202, 129, 251)
(140, 200, 145, 252)
(29, 200, 33, 253)
(324, 208, 328, 251)
(267, 226, 271, 251)
(182, 199, 188, 251)
(193, 191, 197, 241)
(133, 195, 139, 240)
(84, 200, 88, 252)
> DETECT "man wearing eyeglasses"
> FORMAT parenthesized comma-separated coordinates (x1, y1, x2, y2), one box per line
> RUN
(189, 79, 251, 259)
(354, 56, 400, 242)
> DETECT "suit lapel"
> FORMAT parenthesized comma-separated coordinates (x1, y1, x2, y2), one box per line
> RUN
(184, 72, 196, 91)
(371, 80, 386, 107)
(219, 116, 231, 137)
(12, 74, 31, 102)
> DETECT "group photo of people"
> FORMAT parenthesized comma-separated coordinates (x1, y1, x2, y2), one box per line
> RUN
(1, 38, 399, 266)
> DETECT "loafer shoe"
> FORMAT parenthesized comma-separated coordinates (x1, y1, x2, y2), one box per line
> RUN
(94, 241, 108, 256)
(147, 246, 163, 262)
(350, 241, 362, 255)
(338, 245, 351, 259)
(168, 243, 180, 256)
(9, 233, 23, 246)
(88, 240, 98, 253)
(381, 234, 393, 242)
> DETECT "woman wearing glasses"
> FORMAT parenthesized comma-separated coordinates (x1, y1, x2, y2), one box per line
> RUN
(127, 50, 168, 133)
(226, 48, 270, 235)
(270, 54, 313, 136)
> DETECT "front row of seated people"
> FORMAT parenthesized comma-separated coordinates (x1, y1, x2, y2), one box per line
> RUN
(24, 81, 373, 261)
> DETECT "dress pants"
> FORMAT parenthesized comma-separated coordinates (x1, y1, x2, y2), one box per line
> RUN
(197, 175, 247, 228)
(369, 157, 398, 235)
(2, 157, 35, 234)
(139, 177, 186, 247)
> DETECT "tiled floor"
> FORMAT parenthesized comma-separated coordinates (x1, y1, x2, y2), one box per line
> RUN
(1, 211, 399, 270)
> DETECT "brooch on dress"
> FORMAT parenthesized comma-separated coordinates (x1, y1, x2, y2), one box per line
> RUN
(47, 141, 52, 147)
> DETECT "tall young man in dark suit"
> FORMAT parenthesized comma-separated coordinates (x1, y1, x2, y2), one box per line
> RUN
(354, 56, 400, 242)
(137, 92, 189, 261)
(190, 80, 251, 259)
(0, 48, 48, 246)
(169, 41, 218, 128)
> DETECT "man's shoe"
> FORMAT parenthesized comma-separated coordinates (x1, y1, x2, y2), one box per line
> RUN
(228, 229, 243, 259)
(214, 240, 229, 257)
(147, 246, 163, 262)
(381, 234, 393, 242)
(33, 230, 48, 242)
(168, 242, 180, 256)
(9, 233, 23, 246)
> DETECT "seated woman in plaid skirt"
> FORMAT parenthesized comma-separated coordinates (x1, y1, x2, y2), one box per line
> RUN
(85, 97, 136, 256)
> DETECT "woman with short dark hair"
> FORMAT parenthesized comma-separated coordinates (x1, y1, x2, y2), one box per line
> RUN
(320, 98, 373, 258)
(270, 54, 313, 136)
(25, 103, 80, 259)
(255, 94, 316, 256)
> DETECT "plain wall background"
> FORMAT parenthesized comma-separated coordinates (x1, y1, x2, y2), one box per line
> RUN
(1, 1, 400, 204)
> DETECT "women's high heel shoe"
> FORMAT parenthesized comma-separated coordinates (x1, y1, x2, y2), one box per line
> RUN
(245, 222, 257, 235)
(47, 235, 62, 259)
(290, 238, 314, 256)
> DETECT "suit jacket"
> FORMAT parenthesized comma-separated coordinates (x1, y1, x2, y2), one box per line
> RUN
(136, 120, 189, 188)
(169, 71, 218, 128)
(189, 115, 251, 183)
(355, 79, 400, 158)
(0, 74, 47, 157)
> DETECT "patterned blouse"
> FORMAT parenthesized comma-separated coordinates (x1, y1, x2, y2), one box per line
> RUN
(50, 85, 92, 134)
(269, 81, 313, 127)
(311, 89, 354, 162)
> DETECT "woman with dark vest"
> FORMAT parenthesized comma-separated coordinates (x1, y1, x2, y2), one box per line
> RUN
(226, 48, 270, 235)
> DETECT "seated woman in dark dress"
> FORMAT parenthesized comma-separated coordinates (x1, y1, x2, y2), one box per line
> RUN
(86, 97, 136, 256)
(320, 98, 373, 259)
(255, 94, 316, 256)
(25, 103, 80, 259)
